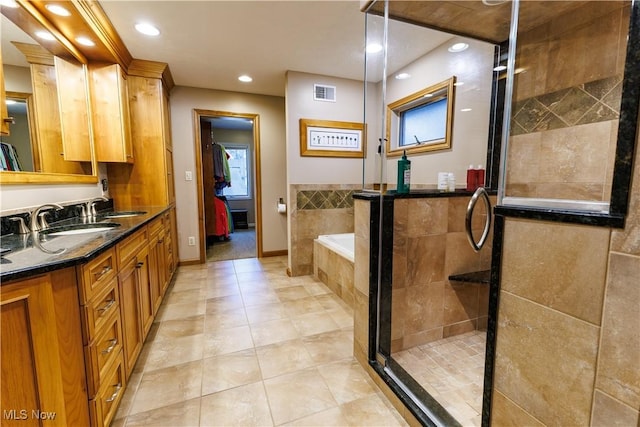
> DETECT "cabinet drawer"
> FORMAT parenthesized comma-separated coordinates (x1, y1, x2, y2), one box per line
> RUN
(79, 248, 117, 303)
(89, 352, 126, 427)
(85, 310, 123, 398)
(117, 227, 148, 267)
(148, 216, 163, 238)
(82, 276, 120, 345)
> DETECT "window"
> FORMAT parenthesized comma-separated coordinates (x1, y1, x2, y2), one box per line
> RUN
(386, 76, 456, 156)
(223, 144, 251, 199)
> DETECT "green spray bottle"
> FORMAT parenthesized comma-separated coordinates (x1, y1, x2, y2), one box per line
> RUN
(397, 150, 411, 194)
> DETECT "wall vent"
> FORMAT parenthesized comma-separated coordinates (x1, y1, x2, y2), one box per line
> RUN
(314, 84, 336, 102)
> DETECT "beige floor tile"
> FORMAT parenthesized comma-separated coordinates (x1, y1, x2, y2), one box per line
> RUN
(203, 324, 255, 357)
(125, 397, 201, 426)
(156, 300, 206, 322)
(318, 359, 377, 405)
(202, 349, 262, 395)
(255, 339, 316, 379)
(129, 360, 203, 415)
(200, 382, 273, 427)
(142, 333, 204, 371)
(114, 370, 143, 420)
(340, 394, 409, 427)
(327, 308, 355, 329)
(281, 406, 349, 426)
(282, 296, 325, 317)
(155, 314, 205, 340)
(242, 289, 281, 307)
(250, 318, 300, 347)
(205, 294, 245, 313)
(275, 285, 312, 301)
(205, 282, 240, 299)
(204, 306, 248, 331)
(164, 287, 206, 306)
(264, 368, 338, 425)
(304, 281, 333, 296)
(245, 302, 290, 324)
(302, 329, 354, 364)
(291, 311, 341, 336)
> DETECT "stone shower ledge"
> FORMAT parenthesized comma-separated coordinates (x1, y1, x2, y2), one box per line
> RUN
(448, 269, 491, 284)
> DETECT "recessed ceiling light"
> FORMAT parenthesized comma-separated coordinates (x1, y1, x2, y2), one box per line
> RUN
(35, 31, 56, 41)
(454, 82, 465, 86)
(461, 108, 472, 112)
(238, 75, 253, 83)
(135, 22, 160, 36)
(448, 42, 469, 53)
(395, 73, 411, 80)
(45, 4, 71, 16)
(0, 0, 19, 8)
(493, 65, 507, 72)
(366, 43, 382, 54)
(76, 36, 95, 47)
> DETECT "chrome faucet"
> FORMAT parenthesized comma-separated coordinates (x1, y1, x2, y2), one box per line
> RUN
(29, 203, 64, 232)
(80, 197, 109, 219)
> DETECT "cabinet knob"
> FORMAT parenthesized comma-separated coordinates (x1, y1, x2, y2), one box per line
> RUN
(135, 261, 144, 268)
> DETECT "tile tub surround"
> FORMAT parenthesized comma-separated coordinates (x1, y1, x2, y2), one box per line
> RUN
(289, 184, 360, 276)
(314, 236, 355, 309)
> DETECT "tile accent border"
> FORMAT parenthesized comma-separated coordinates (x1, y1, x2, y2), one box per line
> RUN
(296, 189, 356, 210)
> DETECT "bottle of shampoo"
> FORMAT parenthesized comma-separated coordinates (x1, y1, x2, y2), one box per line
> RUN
(397, 151, 411, 194)
(466, 164, 476, 191)
(476, 164, 485, 188)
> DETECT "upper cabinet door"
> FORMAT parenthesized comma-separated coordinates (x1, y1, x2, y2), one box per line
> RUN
(90, 63, 133, 163)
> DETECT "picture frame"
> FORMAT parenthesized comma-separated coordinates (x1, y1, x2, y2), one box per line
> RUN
(299, 119, 366, 158)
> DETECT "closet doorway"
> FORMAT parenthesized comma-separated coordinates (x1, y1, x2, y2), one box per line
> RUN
(193, 109, 262, 262)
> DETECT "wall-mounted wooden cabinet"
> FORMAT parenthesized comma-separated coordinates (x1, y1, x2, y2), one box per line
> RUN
(89, 63, 133, 163)
(107, 60, 175, 209)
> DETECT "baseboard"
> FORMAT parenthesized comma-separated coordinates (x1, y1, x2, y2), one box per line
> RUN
(178, 259, 202, 266)
(262, 250, 287, 257)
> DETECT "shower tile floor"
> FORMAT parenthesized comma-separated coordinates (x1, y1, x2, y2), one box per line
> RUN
(393, 330, 486, 426)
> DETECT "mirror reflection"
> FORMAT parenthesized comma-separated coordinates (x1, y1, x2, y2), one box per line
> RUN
(1, 6, 94, 179)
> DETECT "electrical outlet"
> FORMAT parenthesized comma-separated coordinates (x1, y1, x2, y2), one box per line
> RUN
(185, 171, 193, 181)
(188, 236, 196, 246)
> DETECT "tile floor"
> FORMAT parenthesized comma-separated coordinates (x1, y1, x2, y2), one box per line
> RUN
(112, 256, 408, 426)
(393, 331, 486, 427)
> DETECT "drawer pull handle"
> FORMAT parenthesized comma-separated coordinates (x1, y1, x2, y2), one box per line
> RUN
(105, 383, 122, 403)
(135, 262, 144, 268)
(101, 339, 118, 355)
(96, 265, 112, 279)
(158, 238, 164, 243)
(97, 299, 116, 314)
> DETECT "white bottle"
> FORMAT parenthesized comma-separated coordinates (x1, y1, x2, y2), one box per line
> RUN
(447, 172, 456, 192)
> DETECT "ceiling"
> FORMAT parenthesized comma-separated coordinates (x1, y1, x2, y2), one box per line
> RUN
(96, 1, 453, 97)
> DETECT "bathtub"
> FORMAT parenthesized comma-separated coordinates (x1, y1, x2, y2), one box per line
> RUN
(316, 233, 355, 263)
(313, 233, 355, 308)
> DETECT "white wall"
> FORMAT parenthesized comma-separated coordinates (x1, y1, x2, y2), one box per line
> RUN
(169, 86, 286, 262)
(383, 36, 495, 187)
(285, 71, 365, 185)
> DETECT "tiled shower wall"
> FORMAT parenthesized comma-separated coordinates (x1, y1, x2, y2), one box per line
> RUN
(288, 184, 359, 276)
(391, 196, 493, 353)
(505, 3, 629, 202)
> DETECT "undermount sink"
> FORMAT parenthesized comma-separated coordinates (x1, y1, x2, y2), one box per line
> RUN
(42, 222, 121, 236)
(102, 211, 147, 218)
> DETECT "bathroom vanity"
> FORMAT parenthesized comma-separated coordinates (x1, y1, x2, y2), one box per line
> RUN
(0, 206, 177, 427)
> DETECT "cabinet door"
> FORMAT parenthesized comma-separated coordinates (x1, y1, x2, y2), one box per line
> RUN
(1, 276, 68, 426)
(90, 63, 133, 163)
(118, 259, 143, 378)
(1, 45, 10, 136)
(149, 232, 165, 314)
(136, 245, 154, 339)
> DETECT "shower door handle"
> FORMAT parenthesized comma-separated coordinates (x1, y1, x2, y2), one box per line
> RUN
(465, 187, 492, 252)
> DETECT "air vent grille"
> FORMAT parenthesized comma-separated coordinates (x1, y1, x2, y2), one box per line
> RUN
(314, 84, 336, 102)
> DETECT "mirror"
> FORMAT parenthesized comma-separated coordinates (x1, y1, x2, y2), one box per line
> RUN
(0, 3, 96, 184)
(2, 91, 35, 172)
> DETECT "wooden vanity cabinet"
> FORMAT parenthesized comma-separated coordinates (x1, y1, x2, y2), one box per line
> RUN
(1, 269, 90, 427)
(89, 63, 133, 163)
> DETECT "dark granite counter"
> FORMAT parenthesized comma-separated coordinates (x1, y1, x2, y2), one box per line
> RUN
(0, 206, 170, 283)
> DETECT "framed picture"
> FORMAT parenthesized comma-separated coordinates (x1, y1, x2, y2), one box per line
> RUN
(299, 119, 365, 158)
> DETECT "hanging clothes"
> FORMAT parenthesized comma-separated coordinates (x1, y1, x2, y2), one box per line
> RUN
(213, 196, 230, 238)
(0, 142, 22, 171)
(213, 142, 232, 193)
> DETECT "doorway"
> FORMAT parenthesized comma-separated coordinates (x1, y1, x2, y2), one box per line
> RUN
(193, 109, 262, 262)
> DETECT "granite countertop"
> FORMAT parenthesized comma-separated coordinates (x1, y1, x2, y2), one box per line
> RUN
(0, 206, 170, 283)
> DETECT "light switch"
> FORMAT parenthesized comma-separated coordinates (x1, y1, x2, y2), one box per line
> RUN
(185, 171, 193, 181)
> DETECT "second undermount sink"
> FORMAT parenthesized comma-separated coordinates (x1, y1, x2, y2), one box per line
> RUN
(102, 211, 147, 218)
(42, 222, 121, 236)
